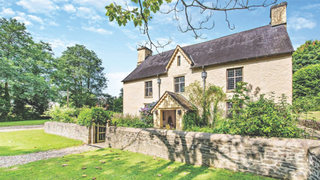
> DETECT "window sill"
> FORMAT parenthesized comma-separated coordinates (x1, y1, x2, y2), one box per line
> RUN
(144, 96, 153, 99)
(226, 90, 235, 93)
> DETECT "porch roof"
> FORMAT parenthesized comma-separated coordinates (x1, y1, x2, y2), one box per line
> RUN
(151, 91, 195, 113)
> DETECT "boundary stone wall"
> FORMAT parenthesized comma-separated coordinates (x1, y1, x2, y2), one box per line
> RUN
(308, 147, 320, 180)
(45, 122, 91, 143)
(106, 127, 320, 180)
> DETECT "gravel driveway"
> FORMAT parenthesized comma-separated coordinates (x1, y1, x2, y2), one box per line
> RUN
(0, 145, 98, 168)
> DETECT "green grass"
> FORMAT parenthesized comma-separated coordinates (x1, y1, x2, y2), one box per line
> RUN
(0, 129, 83, 156)
(0, 148, 275, 180)
(0, 120, 49, 127)
(299, 111, 320, 121)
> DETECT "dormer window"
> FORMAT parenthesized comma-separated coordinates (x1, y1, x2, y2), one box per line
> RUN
(177, 56, 181, 66)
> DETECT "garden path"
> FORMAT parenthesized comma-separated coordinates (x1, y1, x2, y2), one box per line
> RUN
(0, 125, 44, 132)
(0, 145, 98, 168)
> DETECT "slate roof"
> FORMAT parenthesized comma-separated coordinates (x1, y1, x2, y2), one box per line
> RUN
(123, 24, 294, 82)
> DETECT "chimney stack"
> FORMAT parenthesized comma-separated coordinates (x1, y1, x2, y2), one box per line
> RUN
(270, 2, 287, 27)
(137, 46, 152, 66)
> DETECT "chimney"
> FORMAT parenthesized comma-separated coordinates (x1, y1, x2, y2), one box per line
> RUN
(270, 2, 287, 27)
(137, 46, 152, 66)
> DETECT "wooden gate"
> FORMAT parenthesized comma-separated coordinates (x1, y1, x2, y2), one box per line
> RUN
(97, 124, 106, 143)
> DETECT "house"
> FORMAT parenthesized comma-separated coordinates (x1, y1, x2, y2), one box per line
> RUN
(122, 2, 294, 130)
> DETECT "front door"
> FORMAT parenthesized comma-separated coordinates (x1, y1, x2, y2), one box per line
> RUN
(162, 110, 176, 129)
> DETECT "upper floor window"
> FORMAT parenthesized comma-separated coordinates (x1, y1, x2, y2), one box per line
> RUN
(227, 68, 243, 90)
(174, 76, 185, 93)
(177, 56, 181, 66)
(145, 81, 152, 97)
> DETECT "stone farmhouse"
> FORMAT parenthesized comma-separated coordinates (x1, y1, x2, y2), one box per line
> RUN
(122, 2, 294, 130)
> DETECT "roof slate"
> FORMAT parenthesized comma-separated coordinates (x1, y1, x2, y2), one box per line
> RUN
(123, 24, 294, 82)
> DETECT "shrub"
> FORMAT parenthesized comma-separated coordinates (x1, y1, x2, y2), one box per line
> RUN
(112, 113, 153, 128)
(182, 111, 203, 131)
(77, 107, 112, 127)
(139, 102, 157, 126)
(43, 105, 78, 123)
(222, 82, 304, 138)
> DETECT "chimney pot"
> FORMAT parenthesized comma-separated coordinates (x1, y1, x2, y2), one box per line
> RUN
(270, 2, 287, 27)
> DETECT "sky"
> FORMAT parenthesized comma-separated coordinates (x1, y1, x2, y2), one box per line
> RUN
(0, 0, 319, 97)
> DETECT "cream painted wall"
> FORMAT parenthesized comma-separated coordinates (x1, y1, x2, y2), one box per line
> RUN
(123, 50, 292, 117)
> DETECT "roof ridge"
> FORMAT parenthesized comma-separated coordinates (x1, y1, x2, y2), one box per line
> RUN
(181, 24, 271, 49)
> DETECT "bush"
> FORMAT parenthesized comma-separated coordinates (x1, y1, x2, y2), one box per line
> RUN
(293, 64, 320, 99)
(77, 107, 112, 127)
(43, 105, 78, 123)
(182, 111, 203, 131)
(139, 102, 157, 126)
(222, 82, 304, 138)
(112, 113, 153, 128)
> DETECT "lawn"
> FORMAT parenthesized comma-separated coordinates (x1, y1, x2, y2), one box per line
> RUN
(0, 129, 83, 156)
(0, 120, 49, 127)
(0, 148, 275, 180)
(299, 111, 320, 121)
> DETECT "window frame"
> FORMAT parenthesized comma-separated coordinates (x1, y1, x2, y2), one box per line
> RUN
(144, 81, 153, 98)
(174, 76, 185, 93)
(177, 56, 181, 66)
(226, 67, 243, 91)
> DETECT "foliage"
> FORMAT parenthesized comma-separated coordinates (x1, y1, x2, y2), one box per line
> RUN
(139, 101, 157, 125)
(44, 105, 78, 123)
(186, 81, 226, 127)
(0, 18, 55, 121)
(293, 64, 320, 99)
(52, 44, 108, 108)
(105, 0, 277, 50)
(77, 108, 113, 127)
(293, 96, 320, 120)
(0, 129, 82, 156)
(98, 89, 123, 113)
(223, 82, 303, 138)
(293, 40, 320, 73)
(112, 113, 153, 128)
(182, 111, 202, 131)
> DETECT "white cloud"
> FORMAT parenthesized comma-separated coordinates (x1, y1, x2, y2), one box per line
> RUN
(0, 7, 15, 17)
(301, 4, 320, 10)
(82, 27, 113, 35)
(122, 29, 137, 39)
(72, 0, 130, 12)
(62, 4, 76, 13)
(47, 21, 59, 26)
(13, 12, 33, 26)
(105, 72, 129, 96)
(16, 0, 59, 14)
(28, 15, 43, 24)
(76, 7, 102, 21)
(126, 43, 136, 51)
(289, 16, 316, 31)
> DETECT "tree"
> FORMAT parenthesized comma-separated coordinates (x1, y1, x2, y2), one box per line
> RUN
(293, 40, 320, 73)
(0, 18, 55, 120)
(105, 0, 277, 50)
(293, 64, 320, 99)
(54, 45, 108, 108)
(186, 81, 226, 127)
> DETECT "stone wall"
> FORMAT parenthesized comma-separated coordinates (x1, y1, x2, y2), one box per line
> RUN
(299, 119, 320, 131)
(45, 122, 91, 143)
(308, 147, 320, 180)
(106, 127, 320, 180)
